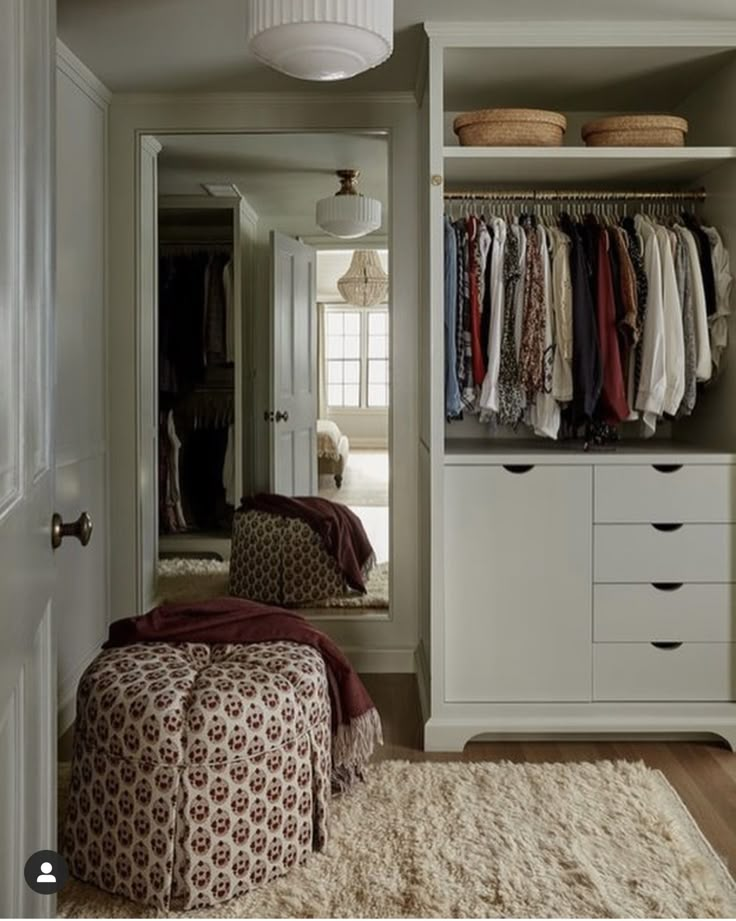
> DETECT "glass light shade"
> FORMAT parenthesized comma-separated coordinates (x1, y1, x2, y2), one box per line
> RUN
(246, 0, 394, 81)
(337, 250, 389, 307)
(316, 194, 382, 239)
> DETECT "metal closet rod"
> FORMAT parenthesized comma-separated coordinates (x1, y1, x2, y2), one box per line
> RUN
(443, 188, 707, 202)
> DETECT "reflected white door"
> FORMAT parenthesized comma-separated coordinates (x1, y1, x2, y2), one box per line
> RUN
(0, 0, 57, 916)
(270, 231, 318, 496)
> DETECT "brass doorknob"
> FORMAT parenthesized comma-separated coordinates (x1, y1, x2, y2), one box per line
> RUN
(275, 410, 289, 422)
(51, 511, 93, 550)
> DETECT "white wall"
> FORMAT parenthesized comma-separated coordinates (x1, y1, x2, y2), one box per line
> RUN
(108, 92, 421, 671)
(55, 43, 111, 730)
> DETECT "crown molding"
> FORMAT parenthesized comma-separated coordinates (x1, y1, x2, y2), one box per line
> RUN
(423, 20, 736, 47)
(56, 39, 112, 107)
(113, 90, 417, 107)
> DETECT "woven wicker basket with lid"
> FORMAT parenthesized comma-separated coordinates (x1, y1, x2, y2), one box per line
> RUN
(453, 108, 567, 147)
(582, 115, 688, 147)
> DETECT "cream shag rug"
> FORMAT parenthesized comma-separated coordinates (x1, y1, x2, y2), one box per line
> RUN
(156, 557, 389, 610)
(57, 759, 736, 918)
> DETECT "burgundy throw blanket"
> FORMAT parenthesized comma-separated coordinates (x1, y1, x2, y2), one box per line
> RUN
(104, 597, 382, 791)
(240, 494, 375, 593)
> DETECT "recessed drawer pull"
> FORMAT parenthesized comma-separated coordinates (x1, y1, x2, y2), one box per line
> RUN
(503, 464, 534, 474)
(651, 582, 684, 592)
(651, 641, 683, 650)
(651, 522, 683, 532)
(652, 464, 683, 474)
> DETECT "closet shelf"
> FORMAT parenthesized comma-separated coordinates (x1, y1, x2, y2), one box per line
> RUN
(442, 147, 736, 187)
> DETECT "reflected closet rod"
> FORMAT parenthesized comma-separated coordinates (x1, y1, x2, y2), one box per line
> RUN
(443, 187, 707, 202)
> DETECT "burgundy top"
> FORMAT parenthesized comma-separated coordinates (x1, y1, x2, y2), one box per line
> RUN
(596, 228, 630, 423)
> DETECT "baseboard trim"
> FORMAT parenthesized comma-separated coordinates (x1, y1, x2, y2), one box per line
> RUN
(348, 647, 415, 673)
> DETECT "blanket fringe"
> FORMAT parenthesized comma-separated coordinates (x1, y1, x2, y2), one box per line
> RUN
(331, 707, 383, 794)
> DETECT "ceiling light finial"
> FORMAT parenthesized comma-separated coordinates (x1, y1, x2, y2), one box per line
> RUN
(246, 0, 394, 82)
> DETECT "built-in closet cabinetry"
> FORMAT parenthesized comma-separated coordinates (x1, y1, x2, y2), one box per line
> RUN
(419, 22, 736, 751)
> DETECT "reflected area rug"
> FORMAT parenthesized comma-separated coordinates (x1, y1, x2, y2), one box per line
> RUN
(156, 557, 389, 610)
(57, 759, 736, 918)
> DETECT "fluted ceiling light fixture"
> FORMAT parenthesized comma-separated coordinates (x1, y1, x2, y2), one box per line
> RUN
(246, 0, 394, 82)
(316, 170, 382, 240)
(337, 250, 389, 307)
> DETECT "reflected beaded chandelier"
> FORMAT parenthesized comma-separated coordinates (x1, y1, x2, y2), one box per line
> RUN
(245, 0, 394, 82)
(337, 250, 389, 307)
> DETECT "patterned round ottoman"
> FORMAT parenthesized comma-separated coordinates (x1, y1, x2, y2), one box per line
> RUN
(62, 641, 332, 910)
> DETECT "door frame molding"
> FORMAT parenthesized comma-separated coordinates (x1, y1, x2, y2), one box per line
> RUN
(55, 40, 112, 731)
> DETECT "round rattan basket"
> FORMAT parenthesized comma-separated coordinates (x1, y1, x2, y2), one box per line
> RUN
(582, 115, 688, 147)
(453, 108, 567, 147)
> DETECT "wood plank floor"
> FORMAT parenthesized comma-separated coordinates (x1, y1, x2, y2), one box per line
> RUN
(361, 673, 736, 875)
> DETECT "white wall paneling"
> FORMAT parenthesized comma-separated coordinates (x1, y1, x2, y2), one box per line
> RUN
(108, 95, 420, 667)
(55, 41, 111, 733)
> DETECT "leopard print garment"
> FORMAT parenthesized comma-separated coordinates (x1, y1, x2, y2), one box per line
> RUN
(518, 221, 546, 397)
(497, 227, 526, 426)
(62, 641, 332, 911)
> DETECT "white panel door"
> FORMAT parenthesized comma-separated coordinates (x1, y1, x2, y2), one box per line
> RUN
(270, 231, 317, 496)
(55, 51, 109, 730)
(0, 0, 57, 916)
(444, 464, 592, 702)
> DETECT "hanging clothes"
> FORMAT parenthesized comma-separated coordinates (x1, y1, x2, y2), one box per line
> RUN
(547, 225, 574, 404)
(443, 199, 732, 443)
(704, 225, 733, 372)
(478, 217, 507, 418)
(528, 223, 560, 439)
(594, 224, 630, 424)
(444, 216, 462, 418)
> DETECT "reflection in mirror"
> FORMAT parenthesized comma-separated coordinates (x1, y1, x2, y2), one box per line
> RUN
(152, 132, 391, 616)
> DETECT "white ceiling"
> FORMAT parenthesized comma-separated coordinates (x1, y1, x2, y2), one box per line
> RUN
(158, 132, 389, 239)
(57, 0, 736, 94)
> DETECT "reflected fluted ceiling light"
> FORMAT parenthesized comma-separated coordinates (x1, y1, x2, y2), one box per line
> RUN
(246, 0, 394, 82)
(316, 170, 382, 239)
(338, 250, 389, 307)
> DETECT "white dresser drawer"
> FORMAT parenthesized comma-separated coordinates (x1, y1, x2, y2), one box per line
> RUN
(594, 464, 735, 523)
(594, 643, 735, 701)
(594, 584, 736, 642)
(594, 524, 735, 583)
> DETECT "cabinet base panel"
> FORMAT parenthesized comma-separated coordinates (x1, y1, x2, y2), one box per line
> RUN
(424, 706, 736, 752)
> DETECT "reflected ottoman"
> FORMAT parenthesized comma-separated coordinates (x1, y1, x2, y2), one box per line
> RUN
(62, 640, 331, 910)
(229, 508, 346, 604)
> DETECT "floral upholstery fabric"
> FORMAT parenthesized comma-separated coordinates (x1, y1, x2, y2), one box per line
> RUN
(230, 509, 345, 605)
(62, 641, 331, 911)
